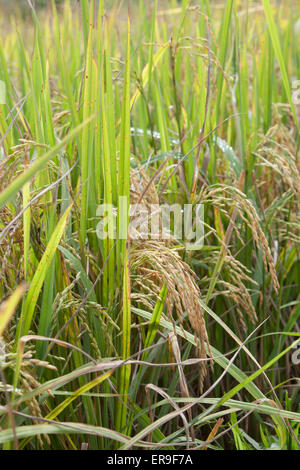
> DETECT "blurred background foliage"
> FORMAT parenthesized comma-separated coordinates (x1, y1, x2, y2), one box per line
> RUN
(0, 0, 64, 12)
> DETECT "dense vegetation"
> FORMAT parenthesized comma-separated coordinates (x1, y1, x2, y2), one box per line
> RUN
(0, 0, 299, 450)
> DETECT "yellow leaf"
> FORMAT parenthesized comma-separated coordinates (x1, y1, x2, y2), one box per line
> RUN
(0, 285, 26, 337)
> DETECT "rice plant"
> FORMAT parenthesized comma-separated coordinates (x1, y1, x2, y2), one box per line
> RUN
(0, 0, 299, 450)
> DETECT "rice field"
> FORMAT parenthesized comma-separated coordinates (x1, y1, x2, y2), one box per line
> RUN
(0, 0, 300, 451)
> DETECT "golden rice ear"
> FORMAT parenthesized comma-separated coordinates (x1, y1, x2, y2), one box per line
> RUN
(130, 164, 160, 207)
(130, 239, 211, 392)
(200, 186, 280, 294)
(255, 118, 300, 247)
(257, 122, 300, 202)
